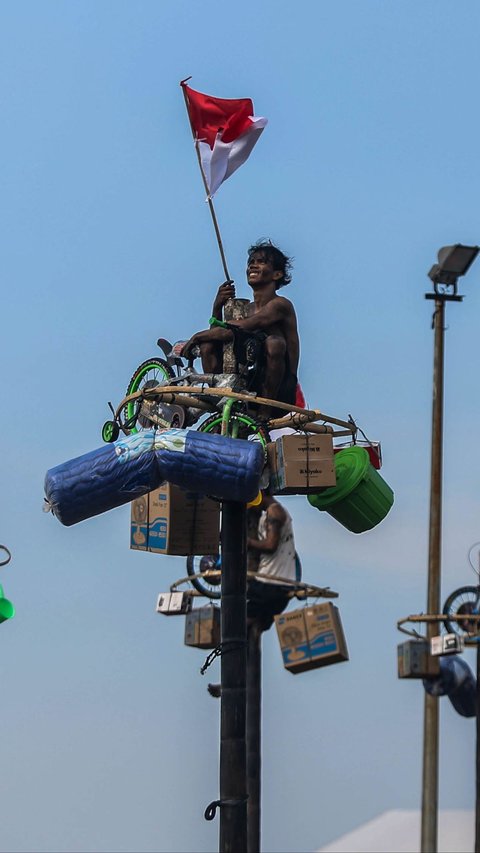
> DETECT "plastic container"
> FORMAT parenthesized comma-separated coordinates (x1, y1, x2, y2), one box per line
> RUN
(0, 584, 14, 624)
(307, 446, 394, 533)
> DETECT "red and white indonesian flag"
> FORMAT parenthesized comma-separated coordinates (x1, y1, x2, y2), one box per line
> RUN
(182, 82, 267, 198)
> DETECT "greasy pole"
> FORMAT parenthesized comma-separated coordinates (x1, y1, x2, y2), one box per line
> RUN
(247, 620, 262, 853)
(421, 295, 445, 853)
(219, 501, 248, 853)
(476, 644, 480, 853)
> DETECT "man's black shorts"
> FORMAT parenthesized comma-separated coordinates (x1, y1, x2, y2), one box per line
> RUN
(247, 578, 291, 631)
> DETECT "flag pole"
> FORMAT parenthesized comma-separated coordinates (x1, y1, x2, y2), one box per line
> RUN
(180, 78, 231, 282)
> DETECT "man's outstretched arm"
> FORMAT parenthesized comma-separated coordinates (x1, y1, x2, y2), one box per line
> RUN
(228, 296, 293, 332)
(181, 324, 233, 358)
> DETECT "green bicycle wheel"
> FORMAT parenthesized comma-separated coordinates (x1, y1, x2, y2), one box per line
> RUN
(101, 420, 120, 443)
(124, 358, 174, 433)
(199, 411, 270, 460)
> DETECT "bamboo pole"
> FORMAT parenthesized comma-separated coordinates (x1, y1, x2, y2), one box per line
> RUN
(116, 384, 356, 433)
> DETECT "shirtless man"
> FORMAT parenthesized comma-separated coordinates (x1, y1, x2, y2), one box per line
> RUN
(181, 241, 301, 411)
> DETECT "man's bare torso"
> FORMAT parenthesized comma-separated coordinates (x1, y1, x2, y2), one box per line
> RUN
(246, 295, 299, 376)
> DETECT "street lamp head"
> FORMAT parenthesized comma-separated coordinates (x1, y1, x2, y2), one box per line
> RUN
(428, 244, 479, 291)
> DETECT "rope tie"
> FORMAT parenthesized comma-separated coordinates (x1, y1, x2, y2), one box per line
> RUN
(204, 796, 248, 821)
(306, 430, 310, 491)
(347, 413, 381, 466)
(200, 638, 247, 675)
(299, 427, 311, 491)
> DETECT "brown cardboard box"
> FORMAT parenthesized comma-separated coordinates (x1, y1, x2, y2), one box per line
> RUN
(275, 603, 348, 674)
(184, 606, 221, 649)
(397, 640, 440, 678)
(268, 434, 336, 495)
(130, 482, 220, 556)
(266, 442, 280, 492)
(274, 609, 310, 673)
(304, 603, 349, 668)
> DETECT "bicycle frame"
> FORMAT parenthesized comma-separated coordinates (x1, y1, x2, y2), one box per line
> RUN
(102, 330, 359, 446)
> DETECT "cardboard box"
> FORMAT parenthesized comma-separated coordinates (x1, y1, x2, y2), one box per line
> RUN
(304, 602, 349, 667)
(430, 633, 464, 656)
(275, 603, 348, 674)
(268, 434, 336, 495)
(274, 609, 310, 672)
(156, 592, 192, 615)
(397, 640, 440, 678)
(130, 482, 220, 556)
(266, 442, 279, 491)
(184, 606, 221, 649)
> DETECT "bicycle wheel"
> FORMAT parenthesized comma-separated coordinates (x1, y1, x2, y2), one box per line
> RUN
(442, 585, 480, 637)
(199, 411, 270, 459)
(186, 554, 222, 599)
(124, 358, 175, 433)
(101, 420, 120, 443)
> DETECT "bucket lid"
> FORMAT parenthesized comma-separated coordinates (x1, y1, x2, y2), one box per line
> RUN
(308, 446, 370, 508)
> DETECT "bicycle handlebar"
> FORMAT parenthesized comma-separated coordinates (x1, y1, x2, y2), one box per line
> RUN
(209, 317, 228, 329)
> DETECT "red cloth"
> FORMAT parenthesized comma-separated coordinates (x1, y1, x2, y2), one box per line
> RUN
(182, 84, 254, 148)
(181, 81, 267, 198)
(295, 383, 306, 408)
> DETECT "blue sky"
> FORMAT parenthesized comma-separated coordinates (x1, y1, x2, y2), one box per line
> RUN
(1, 2, 480, 851)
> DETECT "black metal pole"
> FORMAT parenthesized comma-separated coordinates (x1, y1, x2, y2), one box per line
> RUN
(421, 295, 445, 853)
(219, 501, 248, 853)
(247, 619, 262, 853)
(476, 645, 480, 853)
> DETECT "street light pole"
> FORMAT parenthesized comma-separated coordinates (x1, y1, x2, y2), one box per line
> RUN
(421, 244, 478, 853)
(421, 293, 446, 853)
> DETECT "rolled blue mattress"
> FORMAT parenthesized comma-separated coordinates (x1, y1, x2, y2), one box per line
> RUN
(44, 432, 163, 527)
(156, 429, 263, 503)
(423, 655, 476, 718)
(45, 429, 264, 526)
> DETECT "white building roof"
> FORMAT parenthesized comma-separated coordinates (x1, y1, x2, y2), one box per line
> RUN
(317, 809, 474, 853)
